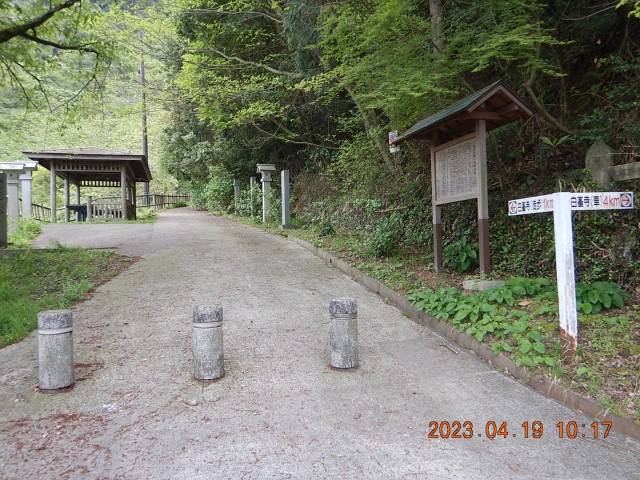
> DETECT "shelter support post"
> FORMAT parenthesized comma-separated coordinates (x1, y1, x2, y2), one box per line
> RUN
(64, 178, 70, 222)
(121, 166, 127, 220)
(132, 181, 137, 219)
(50, 163, 56, 223)
(476, 119, 491, 274)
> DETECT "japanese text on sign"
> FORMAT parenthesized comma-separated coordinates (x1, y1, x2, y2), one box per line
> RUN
(435, 138, 477, 203)
(508, 192, 634, 216)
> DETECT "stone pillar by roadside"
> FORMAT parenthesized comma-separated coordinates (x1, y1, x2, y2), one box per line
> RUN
(193, 305, 224, 380)
(256, 164, 276, 223)
(585, 140, 614, 187)
(329, 299, 358, 369)
(0, 172, 7, 247)
(233, 178, 241, 214)
(18, 162, 37, 220)
(5, 168, 21, 232)
(38, 310, 74, 390)
(281, 170, 291, 229)
(250, 177, 256, 218)
(87, 196, 93, 221)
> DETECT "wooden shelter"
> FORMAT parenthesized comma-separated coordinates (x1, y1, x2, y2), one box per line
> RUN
(22, 148, 152, 222)
(392, 80, 534, 274)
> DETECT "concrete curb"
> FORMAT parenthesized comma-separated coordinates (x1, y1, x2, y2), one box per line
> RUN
(289, 235, 640, 440)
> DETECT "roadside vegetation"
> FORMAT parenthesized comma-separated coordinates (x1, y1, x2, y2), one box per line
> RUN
(220, 208, 640, 425)
(0, 221, 135, 348)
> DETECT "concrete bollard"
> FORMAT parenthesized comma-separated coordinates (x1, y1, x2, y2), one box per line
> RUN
(193, 305, 224, 380)
(38, 310, 74, 390)
(329, 299, 358, 369)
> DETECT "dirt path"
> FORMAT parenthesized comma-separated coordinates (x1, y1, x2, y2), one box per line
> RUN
(1, 208, 639, 479)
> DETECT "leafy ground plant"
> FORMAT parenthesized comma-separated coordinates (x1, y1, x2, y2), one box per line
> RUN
(0, 246, 135, 347)
(443, 237, 479, 273)
(407, 278, 639, 423)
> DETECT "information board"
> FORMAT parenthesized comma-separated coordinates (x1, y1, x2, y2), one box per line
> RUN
(434, 138, 477, 204)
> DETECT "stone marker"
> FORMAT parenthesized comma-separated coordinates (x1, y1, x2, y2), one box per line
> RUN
(281, 170, 291, 229)
(329, 299, 358, 369)
(18, 161, 38, 220)
(462, 279, 505, 292)
(233, 178, 241, 213)
(4, 167, 22, 233)
(193, 305, 224, 380)
(250, 177, 256, 217)
(87, 196, 93, 221)
(585, 140, 614, 187)
(38, 310, 74, 390)
(256, 164, 276, 222)
(609, 162, 640, 182)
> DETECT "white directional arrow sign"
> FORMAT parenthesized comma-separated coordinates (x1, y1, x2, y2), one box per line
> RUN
(508, 192, 634, 357)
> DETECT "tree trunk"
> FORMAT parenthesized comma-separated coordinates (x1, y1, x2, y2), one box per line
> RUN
(343, 83, 396, 175)
(430, 0, 444, 53)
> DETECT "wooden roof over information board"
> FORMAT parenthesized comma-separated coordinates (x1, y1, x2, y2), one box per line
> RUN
(22, 147, 152, 183)
(392, 80, 535, 145)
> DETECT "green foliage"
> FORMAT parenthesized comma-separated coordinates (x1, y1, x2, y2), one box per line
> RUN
(0, 0, 116, 113)
(408, 275, 631, 370)
(235, 184, 263, 218)
(314, 221, 336, 237)
(444, 237, 479, 274)
(7, 219, 42, 248)
(136, 209, 158, 221)
(407, 280, 559, 368)
(365, 217, 400, 258)
(576, 282, 629, 314)
(617, 0, 640, 18)
(190, 170, 234, 213)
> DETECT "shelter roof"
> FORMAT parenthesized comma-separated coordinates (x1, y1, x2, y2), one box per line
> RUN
(22, 147, 152, 182)
(393, 80, 534, 145)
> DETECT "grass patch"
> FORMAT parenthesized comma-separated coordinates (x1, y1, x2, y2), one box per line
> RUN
(6, 218, 43, 248)
(0, 245, 134, 348)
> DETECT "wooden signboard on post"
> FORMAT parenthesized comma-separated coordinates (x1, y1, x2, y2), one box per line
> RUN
(392, 80, 534, 274)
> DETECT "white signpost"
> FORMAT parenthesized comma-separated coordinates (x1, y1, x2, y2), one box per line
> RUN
(508, 191, 634, 357)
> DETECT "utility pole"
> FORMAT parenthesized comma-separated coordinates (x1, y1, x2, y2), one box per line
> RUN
(141, 60, 150, 205)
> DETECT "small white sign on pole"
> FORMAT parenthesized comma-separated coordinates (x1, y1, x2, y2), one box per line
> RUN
(508, 191, 634, 357)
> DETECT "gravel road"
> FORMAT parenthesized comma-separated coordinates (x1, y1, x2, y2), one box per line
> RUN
(1, 208, 639, 479)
